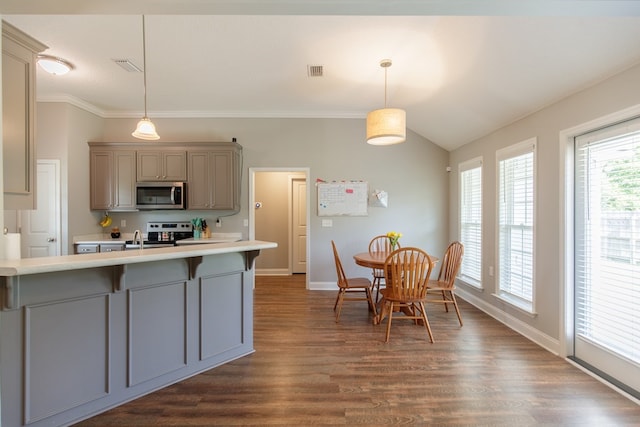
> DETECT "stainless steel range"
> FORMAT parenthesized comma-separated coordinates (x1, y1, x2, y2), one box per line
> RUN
(146, 221, 193, 243)
(126, 221, 193, 248)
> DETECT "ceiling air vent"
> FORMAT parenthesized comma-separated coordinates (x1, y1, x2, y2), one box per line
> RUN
(307, 65, 323, 77)
(112, 59, 142, 72)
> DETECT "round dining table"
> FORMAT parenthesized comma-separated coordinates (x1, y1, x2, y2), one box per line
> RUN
(353, 251, 439, 269)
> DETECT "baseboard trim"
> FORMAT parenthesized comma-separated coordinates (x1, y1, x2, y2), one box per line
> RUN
(309, 281, 337, 291)
(455, 287, 560, 355)
(255, 268, 290, 276)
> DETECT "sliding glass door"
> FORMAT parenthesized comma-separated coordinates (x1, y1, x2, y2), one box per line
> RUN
(574, 118, 640, 396)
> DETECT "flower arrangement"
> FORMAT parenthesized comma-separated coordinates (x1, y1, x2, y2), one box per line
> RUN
(386, 231, 402, 250)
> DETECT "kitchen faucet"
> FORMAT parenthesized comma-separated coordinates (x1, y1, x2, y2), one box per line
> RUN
(132, 229, 144, 250)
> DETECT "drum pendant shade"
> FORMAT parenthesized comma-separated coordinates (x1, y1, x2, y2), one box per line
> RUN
(366, 59, 405, 145)
(366, 108, 406, 145)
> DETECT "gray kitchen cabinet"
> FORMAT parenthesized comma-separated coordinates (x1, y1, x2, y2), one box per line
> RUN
(99, 243, 125, 252)
(136, 150, 187, 181)
(74, 244, 98, 254)
(74, 242, 124, 254)
(2, 21, 46, 210)
(188, 145, 241, 211)
(90, 149, 137, 211)
(87, 141, 241, 211)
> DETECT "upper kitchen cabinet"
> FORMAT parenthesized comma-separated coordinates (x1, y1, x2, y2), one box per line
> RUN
(89, 148, 137, 211)
(88, 141, 242, 212)
(2, 21, 46, 210)
(188, 143, 242, 211)
(136, 150, 187, 182)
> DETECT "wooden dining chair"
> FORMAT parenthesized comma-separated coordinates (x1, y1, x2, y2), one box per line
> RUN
(426, 241, 464, 326)
(378, 247, 434, 343)
(368, 235, 400, 303)
(331, 240, 377, 323)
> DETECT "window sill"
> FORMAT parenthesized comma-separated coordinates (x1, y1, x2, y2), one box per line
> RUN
(492, 293, 538, 318)
(457, 277, 482, 290)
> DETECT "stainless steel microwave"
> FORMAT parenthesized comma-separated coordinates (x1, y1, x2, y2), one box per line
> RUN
(135, 182, 186, 210)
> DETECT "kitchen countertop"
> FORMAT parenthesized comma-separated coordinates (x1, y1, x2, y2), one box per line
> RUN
(176, 232, 242, 245)
(74, 232, 244, 245)
(0, 240, 276, 276)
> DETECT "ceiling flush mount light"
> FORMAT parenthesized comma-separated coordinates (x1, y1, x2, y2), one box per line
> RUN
(132, 15, 160, 141)
(37, 55, 74, 75)
(366, 59, 406, 146)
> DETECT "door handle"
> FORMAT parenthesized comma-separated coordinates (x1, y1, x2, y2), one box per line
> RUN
(47, 237, 56, 242)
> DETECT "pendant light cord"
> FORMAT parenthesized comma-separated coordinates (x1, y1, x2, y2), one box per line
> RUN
(379, 59, 392, 108)
(384, 65, 388, 108)
(142, 15, 148, 118)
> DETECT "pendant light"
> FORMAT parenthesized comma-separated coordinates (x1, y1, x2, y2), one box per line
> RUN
(132, 15, 160, 141)
(366, 59, 406, 145)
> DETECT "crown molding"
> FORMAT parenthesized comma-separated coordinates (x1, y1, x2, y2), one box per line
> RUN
(37, 95, 366, 120)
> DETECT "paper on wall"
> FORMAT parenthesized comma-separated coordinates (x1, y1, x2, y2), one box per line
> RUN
(370, 189, 388, 208)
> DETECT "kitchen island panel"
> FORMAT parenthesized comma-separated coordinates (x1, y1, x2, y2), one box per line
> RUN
(122, 257, 190, 289)
(0, 241, 276, 427)
(200, 271, 245, 360)
(129, 281, 188, 386)
(3, 266, 114, 310)
(25, 295, 110, 424)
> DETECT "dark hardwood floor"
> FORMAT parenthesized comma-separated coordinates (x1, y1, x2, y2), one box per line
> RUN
(75, 274, 640, 426)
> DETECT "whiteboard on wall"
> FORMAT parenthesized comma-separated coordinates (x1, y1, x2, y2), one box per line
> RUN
(317, 181, 368, 216)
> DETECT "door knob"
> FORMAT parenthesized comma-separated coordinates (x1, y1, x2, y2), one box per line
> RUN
(47, 237, 56, 242)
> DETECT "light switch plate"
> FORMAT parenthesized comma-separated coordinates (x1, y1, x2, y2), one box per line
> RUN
(321, 219, 333, 227)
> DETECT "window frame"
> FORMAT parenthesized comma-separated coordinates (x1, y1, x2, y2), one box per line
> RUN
(494, 137, 537, 314)
(458, 157, 483, 289)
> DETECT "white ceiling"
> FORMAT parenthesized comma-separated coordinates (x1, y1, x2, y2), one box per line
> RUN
(4, 1, 640, 150)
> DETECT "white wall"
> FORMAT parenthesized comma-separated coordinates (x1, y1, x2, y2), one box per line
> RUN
(449, 61, 640, 349)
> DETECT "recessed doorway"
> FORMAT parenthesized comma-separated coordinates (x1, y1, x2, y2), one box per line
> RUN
(249, 168, 310, 289)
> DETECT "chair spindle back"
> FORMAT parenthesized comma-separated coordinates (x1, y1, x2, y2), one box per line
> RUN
(384, 247, 433, 300)
(331, 240, 348, 289)
(436, 241, 464, 289)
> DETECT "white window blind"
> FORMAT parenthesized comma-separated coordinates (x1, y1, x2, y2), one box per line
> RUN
(497, 139, 535, 308)
(575, 122, 640, 364)
(459, 158, 482, 287)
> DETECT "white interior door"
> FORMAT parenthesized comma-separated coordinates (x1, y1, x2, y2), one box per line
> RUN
(20, 160, 61, 258)
(292, 178, 307, 273)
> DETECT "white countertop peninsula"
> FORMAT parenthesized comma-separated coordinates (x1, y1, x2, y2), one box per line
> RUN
(0, 240, 276, 427)
(0, 239, 271, 277)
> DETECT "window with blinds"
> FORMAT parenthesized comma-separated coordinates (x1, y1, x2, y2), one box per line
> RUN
(575, 122, 640, 365)
(497, 139, 536, 310)
(459, 158, 482, 287)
